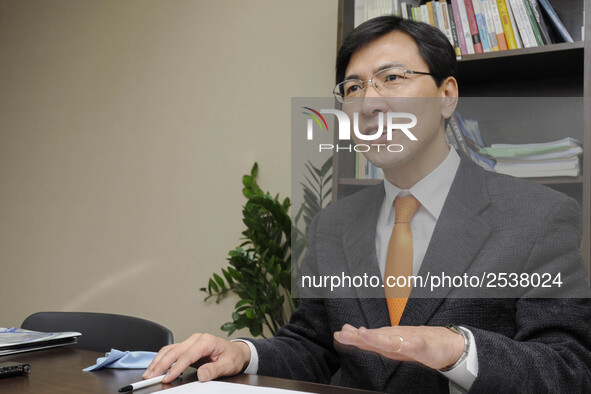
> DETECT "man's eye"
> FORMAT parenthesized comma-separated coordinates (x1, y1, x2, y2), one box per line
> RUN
(383, 74, 401, 83)
(346, 84, 363, 95)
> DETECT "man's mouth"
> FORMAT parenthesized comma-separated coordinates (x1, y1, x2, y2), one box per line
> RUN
(363, 125, 385, 136)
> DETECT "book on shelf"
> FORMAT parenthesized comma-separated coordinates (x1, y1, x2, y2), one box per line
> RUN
(481, 0, 501, 51)
(446, 1, 464, 55)
(356, 153, 384, 180)
(537, 0, 574, 42)
(523, 0, 545, 45)
(352, 0, 578, 56)
(453, 0, 475, 54)
(446, 112, 495, 171)
(473, 0, 494, 52)
(0, 327, 81, 356)
(464, 0, 485, 52)
(506, 0, 524, 48)
(488, 0, 509, 50)
(508, 0, 537, 47)
(527, 0, 552, 44)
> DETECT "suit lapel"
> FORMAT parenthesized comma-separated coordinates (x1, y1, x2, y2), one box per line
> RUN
(339, 184, 393, 379)
(401, 159, 493, 326)
(340, 184, 392, 329)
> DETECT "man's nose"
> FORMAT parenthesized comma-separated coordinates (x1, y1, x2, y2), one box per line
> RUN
(360, 85, 389, 116)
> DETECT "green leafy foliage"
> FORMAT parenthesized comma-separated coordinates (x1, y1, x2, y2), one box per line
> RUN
(201, 159, 332, 338)
(201, 163, 296, 338)
(293, 156, 333, 267)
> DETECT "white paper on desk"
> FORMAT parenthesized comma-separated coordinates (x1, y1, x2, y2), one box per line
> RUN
(154, 380, 316, 394)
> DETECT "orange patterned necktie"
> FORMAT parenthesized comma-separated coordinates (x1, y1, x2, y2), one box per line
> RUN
(385, 195, 421, 326)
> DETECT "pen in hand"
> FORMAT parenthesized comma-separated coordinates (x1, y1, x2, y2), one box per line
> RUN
(118, 373, 181, 392)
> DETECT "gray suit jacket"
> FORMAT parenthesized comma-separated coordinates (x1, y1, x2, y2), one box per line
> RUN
(251, 158, 591, 393)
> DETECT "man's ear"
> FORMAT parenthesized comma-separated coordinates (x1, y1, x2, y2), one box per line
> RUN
(440, 77, 458, 119)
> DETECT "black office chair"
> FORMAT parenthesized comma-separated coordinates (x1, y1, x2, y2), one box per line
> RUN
(21, 311, 173, 352)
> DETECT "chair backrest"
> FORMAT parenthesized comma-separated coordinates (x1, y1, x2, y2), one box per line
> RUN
(21, 312, 173, 352)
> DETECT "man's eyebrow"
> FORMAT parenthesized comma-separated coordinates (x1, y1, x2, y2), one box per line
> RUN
(343, 62, 407, 81)
(375, 62, 406, 72)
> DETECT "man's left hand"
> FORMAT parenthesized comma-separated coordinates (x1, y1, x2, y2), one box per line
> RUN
(334, 324, 464, 370)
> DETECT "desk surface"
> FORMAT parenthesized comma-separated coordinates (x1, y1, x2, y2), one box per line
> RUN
(0, 347, 377, 393)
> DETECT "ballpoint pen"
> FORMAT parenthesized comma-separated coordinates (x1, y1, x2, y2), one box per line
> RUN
(118, 373, 180, 392)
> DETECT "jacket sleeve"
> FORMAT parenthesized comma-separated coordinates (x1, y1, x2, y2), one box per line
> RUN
(249, 213, 341, 383)
(469, 197, 591, 392)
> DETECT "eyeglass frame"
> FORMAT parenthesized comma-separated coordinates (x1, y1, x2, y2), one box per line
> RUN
(333, 66, 435, 103)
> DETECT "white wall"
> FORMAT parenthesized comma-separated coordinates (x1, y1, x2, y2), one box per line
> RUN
(0, 0, 338, 341)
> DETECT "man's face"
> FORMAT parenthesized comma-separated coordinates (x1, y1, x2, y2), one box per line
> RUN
(342, 31, 456, 185)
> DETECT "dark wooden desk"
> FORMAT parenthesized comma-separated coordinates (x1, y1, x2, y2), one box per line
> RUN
(0, 347, 378, 393)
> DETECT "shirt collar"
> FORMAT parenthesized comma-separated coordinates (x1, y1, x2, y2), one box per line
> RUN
(382, 147, 461, 220)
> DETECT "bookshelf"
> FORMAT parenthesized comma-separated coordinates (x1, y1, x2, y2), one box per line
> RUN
(333, 0, 591, 269)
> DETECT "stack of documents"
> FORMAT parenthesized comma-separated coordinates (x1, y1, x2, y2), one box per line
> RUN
(0, 327, 80, 356)
(479, 137, 582, 178)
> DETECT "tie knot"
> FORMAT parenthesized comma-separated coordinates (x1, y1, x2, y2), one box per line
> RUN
(394, 195, 420, 223)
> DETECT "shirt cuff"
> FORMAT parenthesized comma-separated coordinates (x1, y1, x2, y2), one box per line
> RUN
(230, 339, 259, 375)
(439, 327, 478, 392)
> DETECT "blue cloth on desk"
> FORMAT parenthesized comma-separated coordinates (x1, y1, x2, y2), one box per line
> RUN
(83, 348, 157, 372)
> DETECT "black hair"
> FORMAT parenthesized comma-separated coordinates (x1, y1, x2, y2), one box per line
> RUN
(336, 15, 457, 87)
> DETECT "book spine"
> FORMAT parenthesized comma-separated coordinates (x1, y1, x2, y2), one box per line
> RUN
(506, 0, 524, 47)
(445, 123, 461, 151)
(356, 153, 368, 179)
(537, 0, 574, 42)
(516, 0, 539, 46)
(446, 2, 463, 55)
(450, 0, 468, 54)
(527, 0, 552, 44)
(497, 0, 518, 48)
(473, 0, 492, 52)
(435, 1, 447, 36)
(428, 1, 437, 26)
(392, 0, 401, 16)
(456, 0, 476, 53)
(464, 0, 484, 53)
(448, 115, 473, 160)
(481, 0, 500, 50)
(522, 0, 544, 45)
(489, 0, 509, 49)
(440, 1, 459, 51)
(366, 0, 379, 20)
(401, 2, 409, 19)
(354, 0, 367, 27)
(508, 0, 533, 47)
(421, 4, 430, 24)
(381, 0, 393, 16)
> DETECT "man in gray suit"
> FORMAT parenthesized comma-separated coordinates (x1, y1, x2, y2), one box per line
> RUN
(145, 16, 591, 392)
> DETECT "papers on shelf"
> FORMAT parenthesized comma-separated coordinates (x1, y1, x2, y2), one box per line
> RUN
(494, 156, 580, 177)
(479, 137, 583, 178)
(480, 137, 581, 159)
(0, 327, 80, 356)
(154, 380, 314, 394)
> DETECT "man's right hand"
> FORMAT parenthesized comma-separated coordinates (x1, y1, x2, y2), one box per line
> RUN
(142, 333, 251, 383)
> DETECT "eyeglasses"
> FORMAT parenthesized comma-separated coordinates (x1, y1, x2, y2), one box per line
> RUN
(333, 66, 434, 103)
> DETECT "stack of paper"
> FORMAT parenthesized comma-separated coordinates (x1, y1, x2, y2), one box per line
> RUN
(479, 137, 582, 178)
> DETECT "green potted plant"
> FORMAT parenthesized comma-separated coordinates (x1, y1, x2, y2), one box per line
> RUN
(201, 159, 332, 337)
